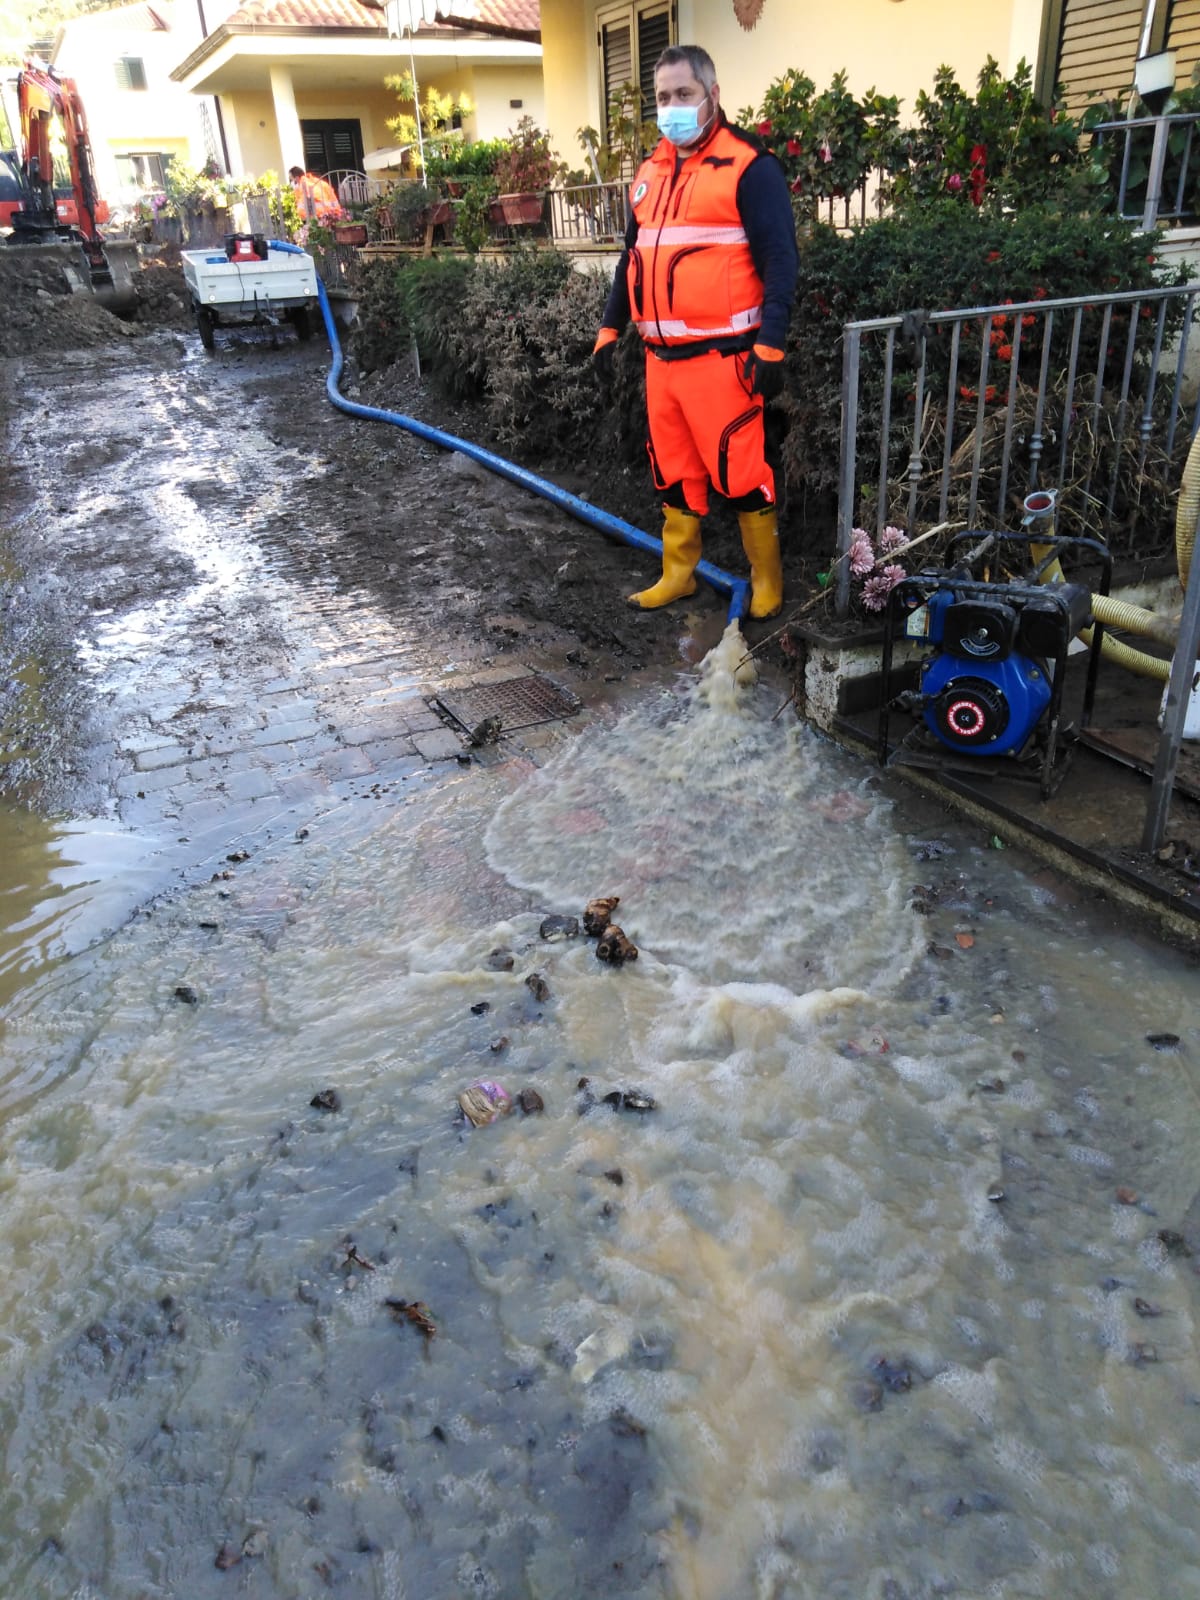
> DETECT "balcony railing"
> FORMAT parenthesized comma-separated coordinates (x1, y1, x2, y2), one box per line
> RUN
(1090, 113, 1200, 232)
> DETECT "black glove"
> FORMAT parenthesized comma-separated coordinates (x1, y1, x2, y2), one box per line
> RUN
(742, 343, 786, 401)
(593, 336, 616, 394)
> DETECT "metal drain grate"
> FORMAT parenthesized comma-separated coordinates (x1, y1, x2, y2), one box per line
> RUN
(430, 672, 581, 735)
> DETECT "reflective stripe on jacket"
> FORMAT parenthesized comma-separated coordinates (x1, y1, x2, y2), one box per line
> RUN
(628, 123, 764, 350)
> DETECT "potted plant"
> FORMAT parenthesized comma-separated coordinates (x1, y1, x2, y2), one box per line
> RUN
(492, 116, 565, 225)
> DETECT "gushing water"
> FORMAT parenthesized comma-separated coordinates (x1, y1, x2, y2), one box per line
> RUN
(1, 629, 1199, 1600)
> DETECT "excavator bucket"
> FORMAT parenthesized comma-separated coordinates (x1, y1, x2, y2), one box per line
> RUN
(6, 237, 140, 316)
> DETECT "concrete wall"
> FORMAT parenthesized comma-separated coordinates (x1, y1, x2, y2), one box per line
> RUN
(539, 0, 1048, 184)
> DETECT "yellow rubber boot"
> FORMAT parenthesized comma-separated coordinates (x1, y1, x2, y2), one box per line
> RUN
(738, 507, 784, 619)
(628, 506, 702, 609)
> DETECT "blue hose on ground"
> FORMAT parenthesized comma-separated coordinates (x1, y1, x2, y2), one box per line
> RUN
(269, 242, 750, 625)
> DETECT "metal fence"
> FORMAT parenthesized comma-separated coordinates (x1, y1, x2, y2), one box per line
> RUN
(1090, 113, 1200, 231)
(548, 181, 630, 245)
(836, 281, 1200, 613)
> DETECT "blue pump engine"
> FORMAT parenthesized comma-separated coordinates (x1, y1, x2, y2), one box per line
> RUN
(901, 579, 1093, 758)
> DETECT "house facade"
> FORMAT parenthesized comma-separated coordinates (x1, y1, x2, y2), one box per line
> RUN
(169, 0, 544, 182)
(538, 0, 1047, 179)
(50, 1, 225, 204)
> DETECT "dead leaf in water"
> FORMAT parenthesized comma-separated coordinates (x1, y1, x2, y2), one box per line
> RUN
(955, 932, 975, 949)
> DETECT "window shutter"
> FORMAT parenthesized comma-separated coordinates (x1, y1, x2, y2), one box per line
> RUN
(1055, 0, 1144, 111)
(114, 56, 147, 91)
(637, 4, 670, 118)
(601, 17, 634, 118)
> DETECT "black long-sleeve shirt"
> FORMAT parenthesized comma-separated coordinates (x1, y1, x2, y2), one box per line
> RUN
(600, 125, 799, 352)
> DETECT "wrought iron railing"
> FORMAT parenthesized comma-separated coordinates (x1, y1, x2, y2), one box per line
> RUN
(1089, 113, 1200, 231)
(836, 281, 1200, 613)
(548, 181, 630, 245)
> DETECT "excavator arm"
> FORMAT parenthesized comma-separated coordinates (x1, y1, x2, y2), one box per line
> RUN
(7, 62, 136, 310)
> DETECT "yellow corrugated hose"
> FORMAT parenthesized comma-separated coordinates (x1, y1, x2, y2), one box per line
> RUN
(1028, 435, 1199, 681)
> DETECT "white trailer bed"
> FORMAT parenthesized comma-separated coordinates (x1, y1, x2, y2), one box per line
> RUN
(181, 244, 320, 351)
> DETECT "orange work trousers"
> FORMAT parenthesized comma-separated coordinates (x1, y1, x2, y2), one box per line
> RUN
(644, 345, 775, 517)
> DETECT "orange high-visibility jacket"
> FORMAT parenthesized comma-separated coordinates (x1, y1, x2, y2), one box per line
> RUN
(627, 124, 763, 349)
(294, 173, 340, 221)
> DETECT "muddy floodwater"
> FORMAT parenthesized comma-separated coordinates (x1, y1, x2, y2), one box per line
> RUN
(0, 631, 1198, 1600)
(1, 331, 1200, 1599)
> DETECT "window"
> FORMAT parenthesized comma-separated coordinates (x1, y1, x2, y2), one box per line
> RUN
(300, 119, 365, 177)
(114, 151, 172, 189)
(114, 56, 148, 91)
(596, 0, 673, 160)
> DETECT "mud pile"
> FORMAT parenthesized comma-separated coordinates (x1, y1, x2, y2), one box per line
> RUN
(0, 249, 191, 358)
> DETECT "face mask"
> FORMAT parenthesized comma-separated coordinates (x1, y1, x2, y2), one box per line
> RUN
(658, 97, 709, 147)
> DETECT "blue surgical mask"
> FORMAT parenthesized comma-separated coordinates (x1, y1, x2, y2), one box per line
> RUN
(658, 98, 709, 147)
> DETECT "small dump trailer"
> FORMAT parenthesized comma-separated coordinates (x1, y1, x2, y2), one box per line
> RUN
(181, 235, 319, 352)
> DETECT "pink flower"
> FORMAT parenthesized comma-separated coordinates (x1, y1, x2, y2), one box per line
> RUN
(819, 141, 832, 164)
(879, 525, 907, 552)
(849, 528, 875, 576)
(861, 563, 906, 611)
(947, 172, 963, 193)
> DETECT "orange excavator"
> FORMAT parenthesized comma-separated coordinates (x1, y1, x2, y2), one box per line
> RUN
(2, 62, 138, 313)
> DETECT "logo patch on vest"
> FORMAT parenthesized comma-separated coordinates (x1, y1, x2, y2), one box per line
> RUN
(703, 156, 735, 168)
(633, 181, 649, 203)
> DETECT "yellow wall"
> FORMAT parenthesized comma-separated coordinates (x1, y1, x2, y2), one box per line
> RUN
(223, 69, 544, 179)
(540, 0, 1045, 172)
(223, 86, 397, 178)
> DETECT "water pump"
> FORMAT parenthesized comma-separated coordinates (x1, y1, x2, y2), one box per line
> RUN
(878, 517, 1110, 799)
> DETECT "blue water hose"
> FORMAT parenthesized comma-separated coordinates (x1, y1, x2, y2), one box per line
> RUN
(269, 241, 750, 624)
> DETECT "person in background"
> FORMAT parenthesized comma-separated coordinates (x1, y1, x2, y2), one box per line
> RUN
(592, 43, 798, 619)
(289, 165, 341, 223)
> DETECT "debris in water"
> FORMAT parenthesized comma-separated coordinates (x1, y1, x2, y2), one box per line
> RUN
(342, 1243, 375, 1272)
(576, 1077, 596, 1114)
(174, 984, 199, 1005)
(573, 1326, 630, 1382)
(913, 839, 953, 861)
(841, 1033, 888, 1058)
(226, 849, 251, 863)
(465, 715, 502, 747)
(1130, 1342, 1159, 1365)
(1133, 1297, 1162, 1318)
(602, 1088, 656, 1113)
(459, 1081, 512, 1127)
(1115, 1186, 1139, 1205)
(489, 1036, 509, 1053)
(241, 1529, 269, 1559)
(1146, 1032, 1180, 1051)
(385, 1298, 437, 1340)
(470, 1000, 491, 1015)
(955, 931, 976, 949)
(871, 1356, 913, 1393)
(927, 943, 954, 960)
(583, 895, 621, 936)
(596, 924, 638, 964)
(525, 972, 550, 1002)
(310, 1089, 341, 1112)
(604, 1169, 624, 1186)
(974, 1077, 1006, 1095)
(609, 1408, 647, 1438)
(214, 1543, 242, 1570)
(540, 914, 579, 940)
(1157, 1228, 1192, 1257)
(517, 1087, 545, 1115)
(486, 948, 514, 971)
(987, 1184, 1006, 1203)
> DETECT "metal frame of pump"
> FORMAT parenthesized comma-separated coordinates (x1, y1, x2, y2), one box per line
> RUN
(877, 528, 1113, 800)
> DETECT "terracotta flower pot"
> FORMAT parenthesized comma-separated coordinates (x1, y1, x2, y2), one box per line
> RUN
(333, 223, 368, 246)
(497, 191, 545, 226)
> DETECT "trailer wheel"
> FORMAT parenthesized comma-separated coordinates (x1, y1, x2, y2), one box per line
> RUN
(196, 307, 216, 353)
(290, 306, 314, 342)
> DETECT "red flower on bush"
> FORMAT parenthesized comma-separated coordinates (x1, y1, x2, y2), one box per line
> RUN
(758, 119, 774, 136)
(790, 177, 804, 194)
(986, 250, 1001, 263)
(997, 342, 1013, 361)
(787, 137, 802, 156)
